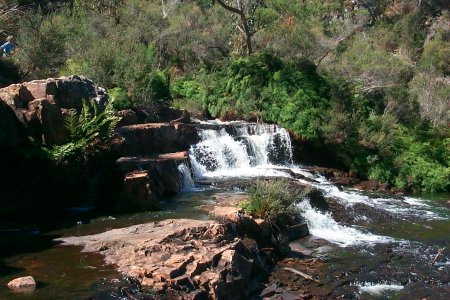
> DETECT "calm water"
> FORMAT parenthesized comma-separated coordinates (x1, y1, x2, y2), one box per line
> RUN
(0, 191, 214, 300)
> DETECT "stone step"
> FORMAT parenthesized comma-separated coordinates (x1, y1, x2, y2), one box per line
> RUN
(116, 151, 188, 173)
(115, 123, 199, 156)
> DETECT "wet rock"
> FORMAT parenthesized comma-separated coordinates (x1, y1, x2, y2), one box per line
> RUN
(7, 276, 36, 292)
(267, 258, 331, 299)
(285, 223, 309, 241)
(304, 189, 329, 212)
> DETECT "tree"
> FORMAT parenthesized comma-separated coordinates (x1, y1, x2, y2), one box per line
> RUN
(214, 0, 261, 55)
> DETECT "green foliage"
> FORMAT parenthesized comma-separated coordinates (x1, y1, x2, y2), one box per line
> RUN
(48, 101, 121, 162)
(240, 179, 301, 219)
(14, 11, 68, 79)
(109, 87, 133, 110)
(4, 0, 449, 193)
(176, 53, 331, 139)
(175, 53, 449, 193)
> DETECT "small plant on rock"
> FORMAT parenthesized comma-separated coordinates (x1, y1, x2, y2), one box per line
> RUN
(240, 179, 302, 220)
(48, 100, 121, 163)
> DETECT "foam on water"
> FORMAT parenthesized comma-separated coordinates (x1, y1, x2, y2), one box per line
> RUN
(177, 163, 197, 192)
(289, 168, 446, 220)
(297, 200, 392, 247)
(190, 123, 293, 179)
(356, 282, 404, 296)
(187, 121, 448, 246)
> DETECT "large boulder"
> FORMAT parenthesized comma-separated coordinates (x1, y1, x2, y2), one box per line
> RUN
(23, 98, 66, 145)
(119, 171, 158, 211)
(0, 76, 108, 145)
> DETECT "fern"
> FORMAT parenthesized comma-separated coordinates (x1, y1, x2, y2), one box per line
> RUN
(48, 100, 121, 162)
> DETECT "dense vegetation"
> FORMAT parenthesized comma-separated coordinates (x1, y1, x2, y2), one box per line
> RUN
(1, 0, 448, 193)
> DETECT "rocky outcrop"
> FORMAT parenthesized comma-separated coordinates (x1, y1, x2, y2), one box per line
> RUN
(58, 219, 270, 299)
(0, 76, 107, 145)
(116, 152, 189, 210)
(7, 276, 36, 292)
(113, 120, 200, 210)
(304, 189, 329, 212)
(115, 123, 199, 156)
(58, 206, 310, 299)
(120, 171, 157, 211)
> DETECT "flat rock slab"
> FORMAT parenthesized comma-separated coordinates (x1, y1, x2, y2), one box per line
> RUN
(57, 219, 264, 299)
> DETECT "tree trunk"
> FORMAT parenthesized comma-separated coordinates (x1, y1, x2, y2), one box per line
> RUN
(215, 0, 253, 55)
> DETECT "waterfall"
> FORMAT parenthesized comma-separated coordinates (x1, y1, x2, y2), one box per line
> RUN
(186, 120, 447, 247)
(177, 163, 196, 192)
(189, 122, 293, 179)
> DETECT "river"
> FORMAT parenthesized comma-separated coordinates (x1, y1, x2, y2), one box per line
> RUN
(0, 121, 448, 299)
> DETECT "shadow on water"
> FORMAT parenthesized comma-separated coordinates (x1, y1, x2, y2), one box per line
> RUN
(0, 189, 219, 299)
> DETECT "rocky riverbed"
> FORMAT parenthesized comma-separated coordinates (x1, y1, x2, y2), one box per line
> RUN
(1, 78, 449, 299)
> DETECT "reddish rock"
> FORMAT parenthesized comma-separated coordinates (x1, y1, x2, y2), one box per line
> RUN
(0, 84, 30, 108)
(57, 218, 276, 299)
(24, 98, 67, 145)
(0, 76, 108, 146)
(7, 276, 36, 292)
(116, 153, 185, 202)
(116, 123, 199, 155)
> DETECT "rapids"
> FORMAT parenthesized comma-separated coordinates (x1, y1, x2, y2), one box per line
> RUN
(1, 120, 448, 299)
(184, 120, 450, 299)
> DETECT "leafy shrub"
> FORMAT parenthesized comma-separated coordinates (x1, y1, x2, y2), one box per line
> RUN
(14, 11, 68, 79)
(109, 87, 133, 110)
(240, 179, 302, 219)
(175, 53, 331, 139)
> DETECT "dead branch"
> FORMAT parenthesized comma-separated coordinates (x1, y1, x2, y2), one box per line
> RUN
(282, 267, 321, 283)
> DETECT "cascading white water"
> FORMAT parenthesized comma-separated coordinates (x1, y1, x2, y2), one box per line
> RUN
(189, 123, 293, 178)
(187, 120, 448, 247)
(177, 163, 196, 192)
(296, 200, 392, 246)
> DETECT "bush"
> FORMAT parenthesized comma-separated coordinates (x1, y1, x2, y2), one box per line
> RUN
(240, 179, 302, 219)
(14, 11, 68, 79)
(109, 87, 133, 110)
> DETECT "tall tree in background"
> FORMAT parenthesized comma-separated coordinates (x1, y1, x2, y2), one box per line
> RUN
(214, 0, 262, 55)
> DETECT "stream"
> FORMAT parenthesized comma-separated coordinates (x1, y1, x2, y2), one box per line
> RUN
(0, 121, 448, 299)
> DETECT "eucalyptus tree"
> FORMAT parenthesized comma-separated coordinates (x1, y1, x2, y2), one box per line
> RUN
(212, 0, 264, 55)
